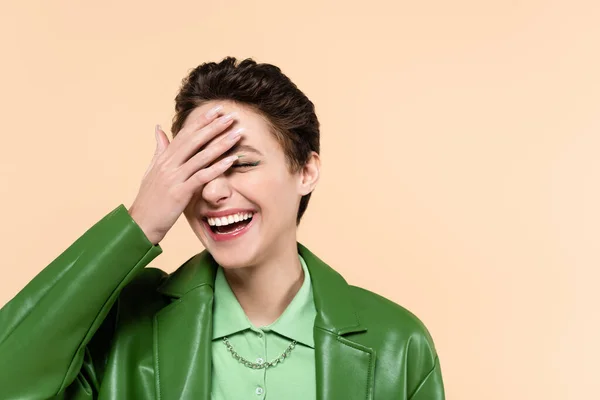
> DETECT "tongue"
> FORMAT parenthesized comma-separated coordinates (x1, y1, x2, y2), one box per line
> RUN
(215, 219, 250, 234)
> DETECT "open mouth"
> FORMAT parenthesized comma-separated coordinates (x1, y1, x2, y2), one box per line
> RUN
(205, 212, 254, 235)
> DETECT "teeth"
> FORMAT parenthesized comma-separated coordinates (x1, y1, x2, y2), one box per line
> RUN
(207, 212, 254, 227)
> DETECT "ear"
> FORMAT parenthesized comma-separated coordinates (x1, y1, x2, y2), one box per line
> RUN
(297, 151, 321, 196)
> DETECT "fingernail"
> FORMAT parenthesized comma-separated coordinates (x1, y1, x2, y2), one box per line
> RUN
(222, 155, 239, 165)
(155, 124, 161, 140)
(206, 105, 223, 119)
(227, 127, 244, 141)
(219, 112, 236, 124)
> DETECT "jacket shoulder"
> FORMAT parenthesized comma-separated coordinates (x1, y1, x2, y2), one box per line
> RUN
(348, 285, 437, 353)
(347, 286, 444, 397)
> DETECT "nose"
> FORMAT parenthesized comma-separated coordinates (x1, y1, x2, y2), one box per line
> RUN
(201, 175, 232, 206)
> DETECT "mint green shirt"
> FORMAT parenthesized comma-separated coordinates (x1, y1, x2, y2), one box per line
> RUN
(211, 255, 317, 399)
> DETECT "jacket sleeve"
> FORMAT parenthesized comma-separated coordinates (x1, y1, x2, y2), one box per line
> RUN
(404, 320, 446, 400)
(0, 204, 163, 400)
(408, 357, 445, 400)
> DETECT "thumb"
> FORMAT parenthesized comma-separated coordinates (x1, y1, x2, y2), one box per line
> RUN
(154, 124, 170, 154)
(144, 125, 170, 179)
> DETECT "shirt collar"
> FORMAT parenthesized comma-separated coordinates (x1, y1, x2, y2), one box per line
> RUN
(211, 254, 316, 348)
(158, 242, 366, 336)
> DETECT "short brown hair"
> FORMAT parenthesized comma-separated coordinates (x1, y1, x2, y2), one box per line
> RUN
(171, 57, 320, 224)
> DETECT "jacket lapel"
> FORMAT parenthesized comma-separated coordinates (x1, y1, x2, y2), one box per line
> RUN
(153, 252, 219, 400)
(299, 244, 376, 400)
(314, 329, 376, 400)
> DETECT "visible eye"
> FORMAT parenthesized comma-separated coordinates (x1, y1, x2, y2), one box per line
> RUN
(232, 161, 260, 168)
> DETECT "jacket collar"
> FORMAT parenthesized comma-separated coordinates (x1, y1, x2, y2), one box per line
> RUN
(157, 250, 218, 297)
(154, 242, 375, 400)
(157, 243, 367, 335)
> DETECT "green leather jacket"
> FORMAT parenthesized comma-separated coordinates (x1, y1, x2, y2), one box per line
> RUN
(0, 204, 445, 399)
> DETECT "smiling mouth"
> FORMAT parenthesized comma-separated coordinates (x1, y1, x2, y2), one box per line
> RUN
(205, 212, 254, 235)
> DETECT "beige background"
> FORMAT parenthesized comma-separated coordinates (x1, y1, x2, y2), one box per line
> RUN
(1, 0, 599, 398)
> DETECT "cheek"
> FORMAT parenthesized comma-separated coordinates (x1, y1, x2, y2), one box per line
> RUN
(183, 192, 202, 216)
(233, 170, 298, 210)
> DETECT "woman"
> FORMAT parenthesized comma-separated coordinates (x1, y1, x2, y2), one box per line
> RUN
(0, 57, 444, 399)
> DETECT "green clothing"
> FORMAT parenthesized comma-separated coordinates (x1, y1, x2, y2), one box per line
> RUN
(211, 255, 316, 399)
(0, 204, 445, 399)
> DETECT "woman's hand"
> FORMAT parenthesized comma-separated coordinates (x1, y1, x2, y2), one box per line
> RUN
(128, 105, 242, 245)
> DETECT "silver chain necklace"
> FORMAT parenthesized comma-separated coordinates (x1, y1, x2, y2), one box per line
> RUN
(222, 336, 297, 369)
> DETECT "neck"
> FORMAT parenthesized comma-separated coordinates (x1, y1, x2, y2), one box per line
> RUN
(222, 241, 304, 327)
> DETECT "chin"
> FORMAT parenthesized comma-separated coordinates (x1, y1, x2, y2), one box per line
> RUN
(209, 250, 257, 270)
(206, 238, 265, 270)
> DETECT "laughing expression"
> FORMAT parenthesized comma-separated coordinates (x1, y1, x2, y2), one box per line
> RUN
(182, 100, 317, 269)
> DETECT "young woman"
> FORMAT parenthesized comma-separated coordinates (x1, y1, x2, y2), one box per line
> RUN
(0, 58, 445, 399)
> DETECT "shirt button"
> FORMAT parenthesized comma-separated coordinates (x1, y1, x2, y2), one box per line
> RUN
(255, 386, 264, 395)
(256, 357, 264, 365)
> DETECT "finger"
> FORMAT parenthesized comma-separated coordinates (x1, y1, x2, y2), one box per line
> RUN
(183, 155, 238, 193)
(172, 104, 223, 143)
(169, 112, 237, 166)
(180, 127, 243, 180)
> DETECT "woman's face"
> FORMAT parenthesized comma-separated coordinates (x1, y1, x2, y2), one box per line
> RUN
(182, 100, 319, 269)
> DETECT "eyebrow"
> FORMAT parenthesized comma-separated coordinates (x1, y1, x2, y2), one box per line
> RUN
(224, 144, 264, 157)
